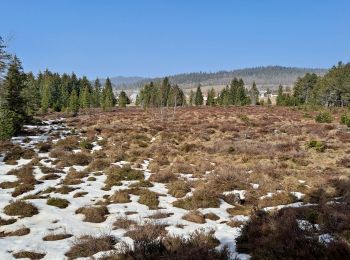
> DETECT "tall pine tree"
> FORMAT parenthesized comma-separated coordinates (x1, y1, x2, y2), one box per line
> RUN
(195, 85, 204, 106)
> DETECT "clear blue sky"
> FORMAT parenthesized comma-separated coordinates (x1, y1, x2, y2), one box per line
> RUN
(1, 0, 349, 79)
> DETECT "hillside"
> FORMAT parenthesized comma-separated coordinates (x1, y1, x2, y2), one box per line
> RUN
(112, 66, 327, 90)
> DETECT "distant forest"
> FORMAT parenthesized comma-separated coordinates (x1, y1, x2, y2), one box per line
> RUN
(113, 66, 327, 90)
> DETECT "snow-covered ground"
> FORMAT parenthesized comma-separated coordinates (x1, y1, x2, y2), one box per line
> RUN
(0, 120, 251, 259)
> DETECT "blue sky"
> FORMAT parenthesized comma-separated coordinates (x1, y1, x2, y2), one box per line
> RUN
(1, 0, 349, 78)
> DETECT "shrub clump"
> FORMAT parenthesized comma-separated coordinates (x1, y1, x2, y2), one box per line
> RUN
(118, 227, 227, 259)
(340, 113, 350, 127)
(307, 140, 326, 152)
(75, 206, 109, 223)
(4, 201, 39, 217)
(109, 189, 131, 203)
(315, 111, 332, 123)
(65, 234, 117, 259)
(168, 180, 190, 198)
(104, 165, 144, 189)
(138, 189, 159, 209)
(47, 197, 70, 208)
(173, 189, 220, 210)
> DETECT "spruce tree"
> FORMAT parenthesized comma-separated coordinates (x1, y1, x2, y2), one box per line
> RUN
(118, 91, 129, 107)
(102, 78, 116, 111)
(68, 89, 79, 116)
(22, 72, 40, 116)
(0, 56, 27, 138)
(195, 85, 204, 106)
(80, 85, 91, 109)
(276, 85, 284, 106)
(249, 81, 259, 105)
(189, 90, 194, 106)
(92, 78, 101, 107)
(206, 88, 216, 106)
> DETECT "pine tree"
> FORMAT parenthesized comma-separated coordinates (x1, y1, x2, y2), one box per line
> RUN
(189, 90, 194, 106)
(195, 85, 204, 106)
(118, 91, 129, 107)
(41, 80, 51, 113)
(80, 85, 91, 109)
(206, 88, 216, 106)
(22, 72, 40, 116)
(102, 78, 116, 111)
(0, 56, 27, 138)
(68, 89, 79, 116)
(249, 81, 259, 105)
(276, 85, 284, 106)
(92, 78, 101, 107)
(0, 37, 11, 80)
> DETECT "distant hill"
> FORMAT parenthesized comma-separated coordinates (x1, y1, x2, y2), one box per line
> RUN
(109, 66, 328, 91)
(98, 76, 146, 88)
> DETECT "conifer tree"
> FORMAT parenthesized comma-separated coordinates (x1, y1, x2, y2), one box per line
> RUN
(189, 90, 194, 106)
(195, 85, 204, 106)
(206, 88, 216, 106)
(249, 81, 259, 105)
(80, 85, 91, 109)
(68, 89, 79, 116)
(22, 72, 40, 116)
(0, 56, 27, 138)
(118, 91, 129, 107)
(92, 78, 101, 107)
(102, 78, 116, 111)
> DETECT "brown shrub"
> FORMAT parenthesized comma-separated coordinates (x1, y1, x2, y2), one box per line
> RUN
(183, 210, 206, 224)
(0, 227, 30, 237)
(109, 189, 131, 203)
(65, 234, 117, 259)
(43, 233, 73, 241)
(113, 216, 137, 229)
(87, 158, 111, 171)
(76, 206, 109, 223)
(168, 180, 190, 198)
(0, 217, 17, 226)
(4, 201, 39, 217)
(149, 168, 178, 183)
(173, 189, 220, 210)
(12, 251, 45, 259)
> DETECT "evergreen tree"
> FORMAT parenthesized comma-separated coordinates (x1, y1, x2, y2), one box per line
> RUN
(276, 85, 284, 106)
(80, 85, 91, 109)
(206, 88, 216, 106)
(160, 77, 171, 106)
(102, 78, 116, 111)
(0, 37, 11, 80)
(68, 89, 79, 116)
(195, 85, 204, 106)
(189, 90, 195, 106)
(92, 78, 101, 107)
(118, 91, 129, 107)
(41, 80, 51, 113)
(249, 81, 259, 105)
(0, 56, 27, 138)
(22, 72, 40, 116)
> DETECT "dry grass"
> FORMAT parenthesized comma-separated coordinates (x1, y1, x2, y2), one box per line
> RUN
(42, 233, 73, 241)
(75, 206, 109, 223)
(109, 189, 131, 203)
(47, 197, 70, 208)
(182, 210, 206, 224)
(12, 251, 45, 259)
(167, 180, 190, 198)
(0, 227, 30, 237)
(113, 216, 137, 229)
(4, 201, 39, 217)
(65, 234, 117, 259)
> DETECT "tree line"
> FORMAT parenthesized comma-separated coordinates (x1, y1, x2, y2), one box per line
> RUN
(277, 62, 350, 107)
(137, 77, 260, 108)
(0, 37, 129, 140)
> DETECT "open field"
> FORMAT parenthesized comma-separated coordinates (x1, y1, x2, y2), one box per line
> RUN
(0, 106, 350, 259)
